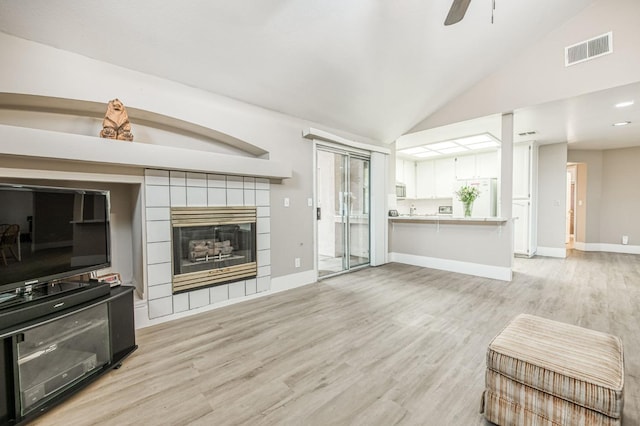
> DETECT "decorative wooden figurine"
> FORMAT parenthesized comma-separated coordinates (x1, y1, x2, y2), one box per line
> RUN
(100, 98, 134, 141)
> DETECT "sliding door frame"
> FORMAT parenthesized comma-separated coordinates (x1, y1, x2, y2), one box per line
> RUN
(314, 142, 371, 279)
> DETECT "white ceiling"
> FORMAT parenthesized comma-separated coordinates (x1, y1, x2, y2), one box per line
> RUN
(0, 0, 597, 143)
(398, 81, 640, 153)
(514, 81, 640, 150)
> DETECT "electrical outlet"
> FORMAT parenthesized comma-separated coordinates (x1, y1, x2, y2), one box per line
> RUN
(307, 198, 313, 207)
(294, 257, 301, 268)
(622, 235, 629, 245)
(284, 197, 290, 207)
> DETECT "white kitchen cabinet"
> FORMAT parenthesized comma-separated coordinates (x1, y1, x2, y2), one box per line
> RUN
(454, 151, 498, 180)
(454, 155, 476, 180)
(512, 142, 538, 257)
(404, 160, 416, 198)
(396, 158, 416, 198)
(416, 160, 436, 199)
(434, 157, 455, 198)
(513, 200, 531, 255)
(476, 151, 498, 178)
(513, 144, 531, 199)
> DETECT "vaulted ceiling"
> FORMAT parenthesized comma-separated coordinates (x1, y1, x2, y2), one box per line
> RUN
(0, 0, 597, 143)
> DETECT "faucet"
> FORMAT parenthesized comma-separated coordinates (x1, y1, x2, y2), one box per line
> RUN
(410, 204, 416, 216)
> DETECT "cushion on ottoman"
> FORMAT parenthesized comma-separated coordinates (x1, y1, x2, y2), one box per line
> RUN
(484, 314, 624, 423)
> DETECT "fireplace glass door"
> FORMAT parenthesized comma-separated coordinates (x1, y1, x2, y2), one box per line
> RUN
(171, 207, 257, 293)
(173, 223, 255, 275)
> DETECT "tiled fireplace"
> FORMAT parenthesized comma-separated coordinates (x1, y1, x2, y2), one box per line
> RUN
(144, 169, 271, 320)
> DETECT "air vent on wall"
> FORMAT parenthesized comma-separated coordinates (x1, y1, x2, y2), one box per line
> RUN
(565, 32, 613, 67)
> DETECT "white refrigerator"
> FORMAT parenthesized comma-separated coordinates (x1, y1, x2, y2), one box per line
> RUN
(452, 178, 497, 217)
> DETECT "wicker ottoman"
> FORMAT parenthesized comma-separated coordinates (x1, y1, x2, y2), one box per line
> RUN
(481, 314, 624, 425)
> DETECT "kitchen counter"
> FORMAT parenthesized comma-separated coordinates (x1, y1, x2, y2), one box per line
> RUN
(389, 215, 508, 224)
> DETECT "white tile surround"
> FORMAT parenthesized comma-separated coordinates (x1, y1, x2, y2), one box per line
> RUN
(145, 169, 271, 320)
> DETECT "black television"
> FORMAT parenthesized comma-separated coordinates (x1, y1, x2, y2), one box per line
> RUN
(0, 183, 111, 295)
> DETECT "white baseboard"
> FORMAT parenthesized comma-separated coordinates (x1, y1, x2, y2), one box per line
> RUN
(389, 252, 512, 281)
(573, 242, 640, 255)
(536, 246, 567, 258)
(270, 269, 317, 293)
(134, 270, 318, 329)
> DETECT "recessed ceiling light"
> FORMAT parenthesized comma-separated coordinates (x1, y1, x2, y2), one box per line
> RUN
(615, 101, 634, 108)
(399, 147, 428, 155)
(612, 121, 631, 126)
(427, 141, 458, 150)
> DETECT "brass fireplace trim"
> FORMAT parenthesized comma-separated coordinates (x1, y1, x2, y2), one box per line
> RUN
(171, 206, 256, 227)
(170, 206, 258, 294)
(172, 262, 257, 293)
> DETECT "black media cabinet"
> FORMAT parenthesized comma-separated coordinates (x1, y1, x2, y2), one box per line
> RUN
(0, 285, 137, 425)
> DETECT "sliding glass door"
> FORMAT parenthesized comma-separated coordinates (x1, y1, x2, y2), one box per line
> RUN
(316, 147, 370, 277)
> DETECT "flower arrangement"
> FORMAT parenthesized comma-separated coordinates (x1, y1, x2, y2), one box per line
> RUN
(456, 185, 480, 217)
(455, 185, 480, 203)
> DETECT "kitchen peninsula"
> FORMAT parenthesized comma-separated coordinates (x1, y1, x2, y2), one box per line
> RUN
(388, 215, 512, 281)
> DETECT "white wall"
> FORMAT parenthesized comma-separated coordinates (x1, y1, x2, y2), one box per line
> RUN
(575, 162, 588, 244)
(0, 32, 386, 279)
(537, 143, 568, 256)
(569, 146, 640, 246)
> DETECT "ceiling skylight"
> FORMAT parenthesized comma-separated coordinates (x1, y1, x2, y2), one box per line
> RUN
(467, 141, 499, 149)
(399, 147, 429, 155)
(427, 141, 459, 150)
(440, 146, 469, 154)
(397, 133, 500, 160)
(454, 134, 493, 145)
(414, 151, 440, 158)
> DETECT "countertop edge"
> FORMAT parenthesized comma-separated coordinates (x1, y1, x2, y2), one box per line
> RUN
(389, 216, 508, 224)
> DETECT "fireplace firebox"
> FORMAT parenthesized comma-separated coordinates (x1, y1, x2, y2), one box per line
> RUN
(171, 207, 257, 294)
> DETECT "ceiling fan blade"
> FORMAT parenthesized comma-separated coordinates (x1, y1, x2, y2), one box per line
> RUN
(444, 0, 472, 26)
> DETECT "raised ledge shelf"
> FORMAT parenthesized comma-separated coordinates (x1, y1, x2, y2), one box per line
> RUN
(389, 216, 508, 224)
(0, 124, 291, 180)
(0, 93, 268, 157)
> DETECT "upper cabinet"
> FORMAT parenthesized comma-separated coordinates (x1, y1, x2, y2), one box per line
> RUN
(454, 151, 498, 180)
(416, 161, 435, 199)
(513, 144, 531, 199)
(402, 150, 499, 200)
(454, 155, 476, 180)
(396, 158, 416, 199)
(434, 157, 455, 198)
(415, 157, 455, 199)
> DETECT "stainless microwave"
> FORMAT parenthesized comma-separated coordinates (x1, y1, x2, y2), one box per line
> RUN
(395, 183, 406, 198)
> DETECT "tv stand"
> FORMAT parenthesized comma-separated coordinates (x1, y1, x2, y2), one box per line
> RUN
(0, 285, 137, 425)
(0, 281, 111, 331)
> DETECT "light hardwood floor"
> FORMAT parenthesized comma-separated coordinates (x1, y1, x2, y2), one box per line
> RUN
(33, 251, 640, 425)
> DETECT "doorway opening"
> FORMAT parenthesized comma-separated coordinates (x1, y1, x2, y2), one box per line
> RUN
(316, 146, 370, 278)
(566, 164, 577, 249)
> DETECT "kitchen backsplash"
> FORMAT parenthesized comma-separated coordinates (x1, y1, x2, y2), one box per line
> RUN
(396, 198, 452, 216)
